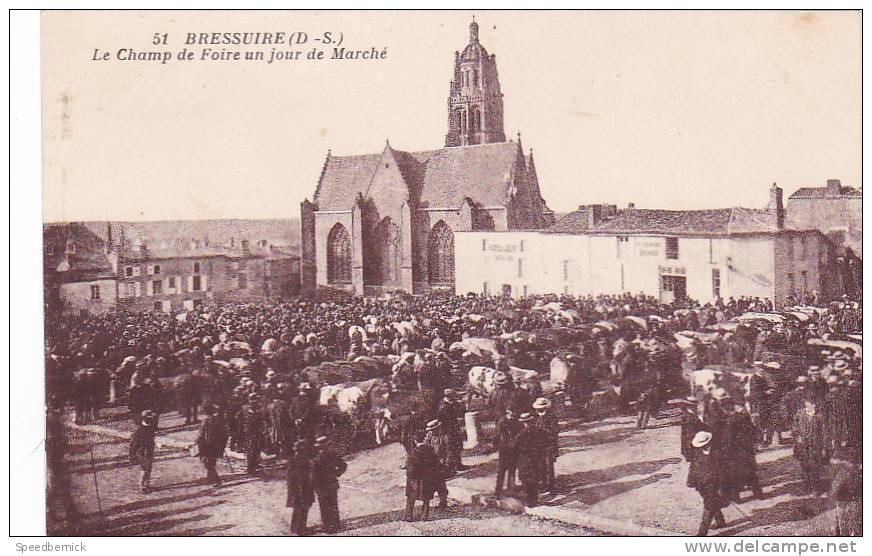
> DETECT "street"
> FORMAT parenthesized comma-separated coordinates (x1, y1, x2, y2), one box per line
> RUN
(61, 404, 844, 536)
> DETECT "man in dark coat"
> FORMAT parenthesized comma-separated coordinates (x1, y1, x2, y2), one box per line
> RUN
(129, 410, 158, 493)
(792, 398, 830, 493)
(565, 352, 593, 417)
(404, 436, 446, 522)
(422, 419, 450, 508)
(196, 402, 228, 486)
(286, 439, 315, 536)
(436, 390, 467, 471)
(241, 393, 265, 475)
(722, 401, 763, 501)
(515, 413, 545, 507)
(679, 397, 707, 462)
(175, 370, 203, 425)
(310, 436, 347, 533)
(290, 383, 319, 443)
(686, 431, 727, 536)
(494, 408, 521, 494)
(532, 397, 559, 492)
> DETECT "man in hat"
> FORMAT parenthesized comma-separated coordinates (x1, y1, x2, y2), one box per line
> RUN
(533, 397, 559, 492)
(310, 436, 347, 533)
(436, 389, 467, 471)
(175, 369, 203, 425)
(422, 419, 450, 508)
(489, 371, 515, 415)
(680, 397, 707, 462)
(494, 408, 521, 494)
(286, 439, 315, 536)
(196, 402, 229, 486)
(404, 435, 445, 522)
(515, 412, 545, 507)
(722, 399, 763, 501)
(291, 382, 320, 444)
(686, 430, 728, 536)
(241, 392, 265, 475)
(129, 410, 158, 493)
(792, 397, 830, 494)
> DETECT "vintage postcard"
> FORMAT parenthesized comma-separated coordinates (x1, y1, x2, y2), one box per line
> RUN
(35, 9, 861, 539)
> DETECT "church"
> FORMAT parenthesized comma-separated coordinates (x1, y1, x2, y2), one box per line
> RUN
(300, 19, 555, 297)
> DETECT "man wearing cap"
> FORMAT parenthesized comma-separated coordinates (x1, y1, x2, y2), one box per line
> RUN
(129, 410, 158, 493)
(311, 436, 347, 533)
(680, 397, 707, 462)
(533, 397, 559, 492)
(196, 402, 228, 486)
(494, 408, 521, 494)
(686, 430, 728, 536)
(515, 412, 545, 507)
(286, 439, 315, 536)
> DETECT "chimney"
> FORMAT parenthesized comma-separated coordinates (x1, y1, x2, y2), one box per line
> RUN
(586, 204, 603, 228)
(627, 202, 635, 209)
(768, 182, 784, 230)
(241, 239, 250, 256)
(826, 179, 842, 195)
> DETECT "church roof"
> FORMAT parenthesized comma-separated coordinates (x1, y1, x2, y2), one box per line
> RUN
(315, 142, 520, 211)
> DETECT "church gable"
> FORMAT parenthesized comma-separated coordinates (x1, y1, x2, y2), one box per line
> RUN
(363, 143, 412, 219)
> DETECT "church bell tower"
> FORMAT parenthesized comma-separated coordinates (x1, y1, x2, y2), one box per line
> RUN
(444, 19, 506, 147)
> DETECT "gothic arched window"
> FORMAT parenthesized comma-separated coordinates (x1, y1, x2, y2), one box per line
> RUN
(460, 110, 467, 134)
(473, 69, 479, 87)
(327, 223, 351, 284)
(428, 221, 455, 285)
(470, 108, 481, 132)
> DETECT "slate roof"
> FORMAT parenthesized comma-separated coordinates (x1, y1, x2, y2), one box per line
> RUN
(544, 208, 592, 234)
(788, 186, 862, 199)
(314, 142, 520, 211)
(545, 207, 785, 237)
(43, 223, 116, 281)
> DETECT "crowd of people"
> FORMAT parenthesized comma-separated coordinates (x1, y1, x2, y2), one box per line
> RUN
(44, 290, 862, 536)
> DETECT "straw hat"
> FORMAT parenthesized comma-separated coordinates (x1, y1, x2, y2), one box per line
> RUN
(425, 419, 441, 432)
(532, 397, 551, 409)
(691, 431, 712, 448)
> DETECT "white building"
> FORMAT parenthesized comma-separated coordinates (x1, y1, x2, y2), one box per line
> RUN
(455, 186, 837, 306)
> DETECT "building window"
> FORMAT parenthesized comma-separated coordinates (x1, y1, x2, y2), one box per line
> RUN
(472, 69, 479, 87)
(616, 236, 628, 258)
(428, 221, 455, 284)
(90, 285, 100, 300)
(154, 302, 162, 311)
(787, 273, 795, 295)
(519, 240, 525, 252)
(798, 237, 807, 260)
(125, 266, 134, 277)
(712, 268, 721, 298)
(482, 239, 487, 251)
(665, 237, 679, 260)
(708, 239, 714, 264)
(153, 265, 161, 274)
(193, 262, 201, 273)
(168, 277, 176, 289)
(192, 275, 202, 291)
(786, 239, 794, 260)
(327, 223, 352, 284)
(518, 258, 524, 278)
(238, 273, 248, 289)
(152, 280, 162, 295)
(562, 260, 569, 281)
(801, 270, 808, 293)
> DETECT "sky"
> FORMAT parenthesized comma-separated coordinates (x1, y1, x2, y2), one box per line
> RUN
(42, 10, 861, 222)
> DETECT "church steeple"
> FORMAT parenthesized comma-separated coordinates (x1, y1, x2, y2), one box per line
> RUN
(444, 18, 506, 147)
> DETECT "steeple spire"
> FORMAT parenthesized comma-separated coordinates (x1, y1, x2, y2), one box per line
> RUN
(444, 18, 506, 147)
